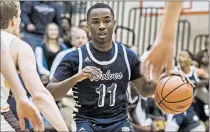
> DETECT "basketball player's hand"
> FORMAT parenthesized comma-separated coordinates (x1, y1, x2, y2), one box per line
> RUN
(27, 24, 36, 32)
(161, 70, 195, 88)
(75, 66, 102, 82)
(16, 98, 44, 132)
(141, 39, 174, 83)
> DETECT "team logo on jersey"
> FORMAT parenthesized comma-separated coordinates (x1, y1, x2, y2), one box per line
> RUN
(90, 70, 123, 82)
(121, 126, 131, 131)
(84, 57, 91, 62)
(78, 127, 86, 131)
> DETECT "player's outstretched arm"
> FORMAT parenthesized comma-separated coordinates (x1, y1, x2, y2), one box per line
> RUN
(47, 66, 102, 100)
(13, 38, 68, 131)
(141, 1, 183, 82)
(1, 39, 43, 131)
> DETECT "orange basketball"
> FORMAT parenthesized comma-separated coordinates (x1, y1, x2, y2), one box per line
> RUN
(154, 75, 193, 114)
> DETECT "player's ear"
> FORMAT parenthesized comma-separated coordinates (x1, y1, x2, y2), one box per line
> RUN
(10, 16, 16, 26)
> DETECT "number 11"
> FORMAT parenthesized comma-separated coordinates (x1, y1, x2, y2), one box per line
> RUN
(96, 83, 117, 107)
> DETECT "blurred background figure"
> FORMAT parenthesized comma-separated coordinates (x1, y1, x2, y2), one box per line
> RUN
(79, 19, 92, 41)
(35, 23, 67, 86)
(21, 1, 63, 52)
(196, 41, 209, 76)
(71, 28, 88, 48)
(61, 15, 72, 48)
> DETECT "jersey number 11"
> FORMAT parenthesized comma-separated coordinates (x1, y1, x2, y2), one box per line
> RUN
(96, 83, 117, 107)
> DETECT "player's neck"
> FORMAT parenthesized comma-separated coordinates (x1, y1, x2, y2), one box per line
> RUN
(91, 40, 113, 52)
(3, 28, 13, 34)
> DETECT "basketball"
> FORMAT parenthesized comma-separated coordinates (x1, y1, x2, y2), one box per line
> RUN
(154, 75, 193, 114)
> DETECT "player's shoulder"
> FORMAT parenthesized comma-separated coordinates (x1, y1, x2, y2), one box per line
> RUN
(62, 47, 80, 63)
(10, 37, 33, 52)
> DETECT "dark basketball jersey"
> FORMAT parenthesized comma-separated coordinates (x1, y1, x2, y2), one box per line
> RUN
(54, 41, 141, 124)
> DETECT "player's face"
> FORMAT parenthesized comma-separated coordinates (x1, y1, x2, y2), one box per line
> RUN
(47, 24, 59, 39)
(87, 8, 116, 43)
(178, 51, 191, 68)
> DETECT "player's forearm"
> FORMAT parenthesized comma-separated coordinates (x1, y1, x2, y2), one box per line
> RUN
(47, 74, 80, 100)
(132, 77, 157, 98)
(20, 70, 68, 131)
(159, 1, 183, 41)
(32, 90, 69, 131)
(139, 80, 156, 98)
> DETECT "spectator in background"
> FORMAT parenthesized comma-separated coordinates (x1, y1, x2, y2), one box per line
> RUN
(194, 42, 209, 131)
(50, 28, 88, 131)
(35, 23, 67, 85)
(79, 19, 92, 40)
(196, 42, 209, 75)
(54, 1, 73, 19)
(61, 15, 72, 48)
(21, 1, 63, 51)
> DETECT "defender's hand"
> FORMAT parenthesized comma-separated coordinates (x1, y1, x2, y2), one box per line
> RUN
(16, 98, 44, 132)
(75, 66, 102, 82)
(141, 39, 174, 83)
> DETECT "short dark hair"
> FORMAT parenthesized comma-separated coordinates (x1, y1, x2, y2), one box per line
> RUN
(87, 3, 114, 20)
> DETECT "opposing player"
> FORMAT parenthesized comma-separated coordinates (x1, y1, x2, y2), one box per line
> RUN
(47, 3, 186, 131)
(142, 1, 184, 82)
(1, 39, 43, 131)
(0, 1, 68, 131)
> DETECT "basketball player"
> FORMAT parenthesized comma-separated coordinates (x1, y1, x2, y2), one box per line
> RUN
(165, 50, 206, 132)
(47, 3, 187, 131)
(142, 1, 184, 82)
(1, 39, 43, 131)
(0, 1, 68, 131)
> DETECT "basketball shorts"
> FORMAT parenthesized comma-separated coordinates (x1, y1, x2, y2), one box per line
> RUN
(71, 118, 134, 132)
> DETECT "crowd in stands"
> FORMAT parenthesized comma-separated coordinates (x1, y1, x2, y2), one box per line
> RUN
(8, 1, 209, 132)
